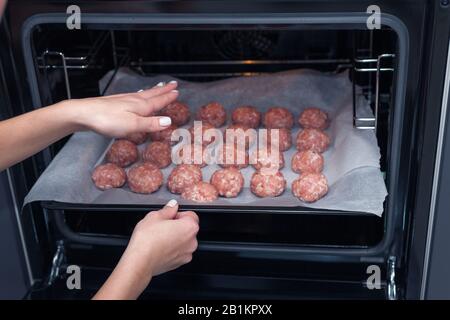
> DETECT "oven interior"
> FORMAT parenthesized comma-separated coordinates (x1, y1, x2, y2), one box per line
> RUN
(27, 24, 400, 276)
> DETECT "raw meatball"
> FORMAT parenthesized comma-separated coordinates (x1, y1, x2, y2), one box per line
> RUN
(160, 101, 191, 126)
(210, 168, 244, 198)
(296, 128, 330, 153)
(265, 128, 292, 152)
(299, 107, 329, 130)
(106, 139, 138, 167)
(143, 141, 172, 168)
(291, 150, 324, 174)
(250, 171, 286, 198)
(251, 148, 285, 171)
(196, 102, 227, 127)
(231, 105, 261, 128)
(167, 164, 203, 194)
(224, 124, 256, 149)
(125, 132, 148, 145)
(263, 107, 294, 129)
(179, 144, 207, 168)
(181, 181, 219, 203)
(217, 143, 249, 169)
(91, 163, 126, 190)
(149, 124, 179, 145)
(292, 173, 328, 203)
(127, 162, 164, 194)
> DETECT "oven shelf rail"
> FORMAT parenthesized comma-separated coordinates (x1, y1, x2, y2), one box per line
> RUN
(352, 54, 395, 133)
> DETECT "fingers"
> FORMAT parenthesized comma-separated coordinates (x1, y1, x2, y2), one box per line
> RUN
(131, 90, 179, 118)
(137, 81, 178, 99)
(176, 211, 199, 224)
(143, 89, 179, 115)
(135, 115, 172, 133)
(176, 211, 199, 239)
(157, 199, 179, 220)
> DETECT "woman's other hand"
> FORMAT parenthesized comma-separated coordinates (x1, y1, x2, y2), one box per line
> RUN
(92, 199, 199, 300)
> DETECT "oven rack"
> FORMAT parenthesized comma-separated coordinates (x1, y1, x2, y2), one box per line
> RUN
(35, 35, 394, 132)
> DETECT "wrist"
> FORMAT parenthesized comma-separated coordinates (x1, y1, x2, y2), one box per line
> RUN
(55, 99, 90, 133)
(94, 251, 153, 300)
(120, 242, 155, 284)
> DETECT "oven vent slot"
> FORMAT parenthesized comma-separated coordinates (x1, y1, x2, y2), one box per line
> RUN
(353, 54, 395, 133)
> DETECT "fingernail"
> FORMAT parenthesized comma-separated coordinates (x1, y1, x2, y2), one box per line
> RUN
(159, 116, 172, 127)
(166, 199, 178, 207)
(156, 82, 165, 87)
(171, 90, 179, 94)
(169, 80, 177, 85)
(137, 89, 144, 92)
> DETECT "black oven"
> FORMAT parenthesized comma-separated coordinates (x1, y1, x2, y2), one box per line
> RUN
(1, 0, 450, 300)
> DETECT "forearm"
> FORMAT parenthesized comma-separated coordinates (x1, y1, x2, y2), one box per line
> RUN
(92, 247, 153, 300)
(0, 100, 81, 170)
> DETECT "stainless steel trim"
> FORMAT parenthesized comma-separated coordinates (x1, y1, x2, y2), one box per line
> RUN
(46, 240, 65, 286)
(5, 169, 34, 286)
(353, 67, 394, 72)
(420, 40, 450, 300)
(387, 256, 397, 300)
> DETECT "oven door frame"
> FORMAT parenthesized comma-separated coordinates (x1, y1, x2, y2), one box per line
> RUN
(16, 12, 409, 270)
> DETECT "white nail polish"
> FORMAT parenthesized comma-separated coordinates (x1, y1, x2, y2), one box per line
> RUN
(156, 82, 165, 87)
(166, 199, 178, 207)
(169, 80, 177, 85)
(171, 90, 179, 93)
(137, 89, 144, 92)
(159, 117, 172, 126)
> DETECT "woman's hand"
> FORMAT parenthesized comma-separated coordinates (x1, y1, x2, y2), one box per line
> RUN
(125, 199, 199, 278)
(0, 81, 179, 170)
(92, 199, 199, 300)
(68, 81, 179, 138)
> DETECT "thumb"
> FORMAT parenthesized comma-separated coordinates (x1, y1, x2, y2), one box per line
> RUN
(136, 116, 172, 133)
(158, 199, 179, 220)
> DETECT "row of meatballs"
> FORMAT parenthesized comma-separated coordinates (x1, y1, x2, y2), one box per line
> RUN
(129, 101, 330, 147)
(152, 100, 329, 130)
(91, 101, 331, 202)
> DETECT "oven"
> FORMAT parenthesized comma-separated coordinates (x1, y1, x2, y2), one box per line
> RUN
(1, 0, 450, 300)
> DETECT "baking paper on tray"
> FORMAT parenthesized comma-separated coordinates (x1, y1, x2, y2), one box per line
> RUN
(24, 67, 387, 216)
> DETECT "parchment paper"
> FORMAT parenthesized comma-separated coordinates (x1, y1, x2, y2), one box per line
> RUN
(24, 68, 387, 216)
